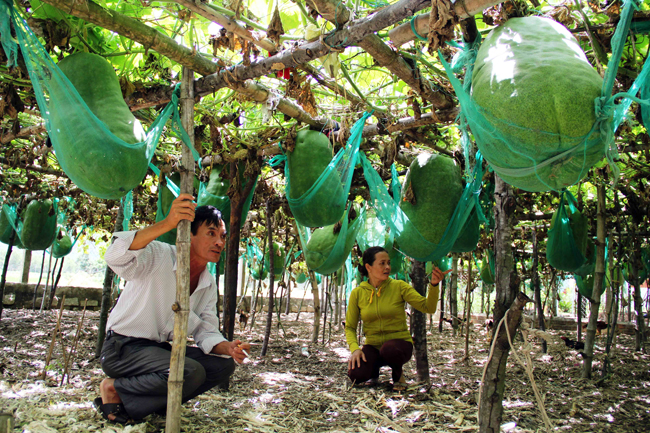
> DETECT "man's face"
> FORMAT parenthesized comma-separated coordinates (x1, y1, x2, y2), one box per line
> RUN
(190, 219, 227, 264)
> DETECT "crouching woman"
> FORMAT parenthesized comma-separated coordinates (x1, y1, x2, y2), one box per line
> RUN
(345, 246, 449, 390)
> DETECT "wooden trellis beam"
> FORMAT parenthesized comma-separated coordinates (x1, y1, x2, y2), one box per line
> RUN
(195, 0, 436, 92)
(388, 0, 502, 47)
(171, 0, 277, 53)
(308, 0, 453, 109)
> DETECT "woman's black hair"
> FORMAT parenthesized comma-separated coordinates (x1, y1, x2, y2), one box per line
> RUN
(191, 205, 223, 235)
(357, 246, 388, 277)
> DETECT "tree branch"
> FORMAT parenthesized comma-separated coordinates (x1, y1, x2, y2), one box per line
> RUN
(298, 64, 367, 108)
(40, 0, 216, 76)
(194, 0, 433, 93)
(40, 0, 331, 127)
(0, 157, 64, 176)
(388, 0, 502, 46)
(1, 125, 46, 144)
(171, 0, 277, 53)
(309, 0, 453, 109)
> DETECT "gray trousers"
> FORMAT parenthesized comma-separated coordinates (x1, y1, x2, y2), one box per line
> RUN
(100, 332, 235, 420)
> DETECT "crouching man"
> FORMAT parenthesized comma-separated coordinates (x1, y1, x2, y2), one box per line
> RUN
(93, 194, 250, 424)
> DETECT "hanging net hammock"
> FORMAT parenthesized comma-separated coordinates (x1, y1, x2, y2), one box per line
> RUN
(275, 112, 372, 228)
(360, 150, 485, 263)
(440, 0, 650, 192)
(0, 0, 194, 199)
(299, 205, 366, 275)
(546, 191, 589, 273)
(0, 198, 72, 251)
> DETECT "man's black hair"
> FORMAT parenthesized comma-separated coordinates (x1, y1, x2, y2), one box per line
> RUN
(191, 205, 224, 235)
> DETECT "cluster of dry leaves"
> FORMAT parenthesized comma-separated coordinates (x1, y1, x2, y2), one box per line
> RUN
(0, 308, 648, 432)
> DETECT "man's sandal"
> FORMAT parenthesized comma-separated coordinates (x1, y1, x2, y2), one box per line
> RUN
(92, 397, 136, 425)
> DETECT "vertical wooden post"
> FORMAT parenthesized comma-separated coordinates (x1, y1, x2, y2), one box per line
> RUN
(410, 260, 430, 383)
(450, 254, 459, 333)
(438, 277, 446, 333)
(478, 175, 520, 433)
(532, 228, 546, 353)
(95, 202, 124, 358)
(582, 183, 606, 378)
(293, 224, 320, 343)
(223, 164, 259, 339)
(165, 67, 195, 433)
(261, 199, 274, 357)
(309, 270, 321, 344)
(577, 291, 583, 342)
(21, 250, 31, 283)
(463, 256, 473, 359)
(630, 230, 647, 351)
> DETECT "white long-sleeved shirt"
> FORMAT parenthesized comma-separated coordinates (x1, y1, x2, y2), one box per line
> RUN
(104, 231, 227, 354)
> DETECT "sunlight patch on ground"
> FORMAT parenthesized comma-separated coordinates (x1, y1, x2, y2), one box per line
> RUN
(1, 380, 48, 399)
(257, 371, 306, 386)
(332, 346, 350, 360)
(502, 399, 534, 409)
(384, 397, 409, 417)
(49, 401, 91, 412)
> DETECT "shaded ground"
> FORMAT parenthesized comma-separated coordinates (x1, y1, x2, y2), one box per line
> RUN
(0, 308, 648, 432)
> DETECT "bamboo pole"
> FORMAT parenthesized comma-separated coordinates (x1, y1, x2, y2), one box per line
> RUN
(438, 277, 446, 333)
(165, 67, 195, 433)
(582, 183, 607, 379)
(463, 257, 473, 360)
(450, 254, 459, 334)
(47, 257, 65, 310)
(410, 260, 430, 383)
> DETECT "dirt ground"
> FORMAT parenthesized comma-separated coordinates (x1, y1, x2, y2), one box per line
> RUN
(0, 308, 648, 432)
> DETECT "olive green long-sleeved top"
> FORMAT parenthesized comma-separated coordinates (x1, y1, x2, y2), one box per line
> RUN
(345, 278, 440, 353)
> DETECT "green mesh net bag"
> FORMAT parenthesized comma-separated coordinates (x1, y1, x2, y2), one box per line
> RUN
(246, 240, 268, 280)
(361, 150, 484, 262)
(295, 272, 308, 284)
(546, 191, 589, 273)
(0, 0, 194, 199)
(441, 0, 650, 192)
(278, 112, 372, 227)
(622, 248, 650, 285)
(197, 165, 258, 231)
(299, 206, 365, 275)
(573, 240, 596, 278)
(356, 207, 394, 253)
(573, 239, 609, 299)
(154, 173, 182, 245)
(480, 250, 495, 285)
(51, 198, 85, 259)
(0, 203, 23, 248)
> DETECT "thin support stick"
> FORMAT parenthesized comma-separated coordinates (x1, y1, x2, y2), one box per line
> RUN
(41, 294, 66, 380)
(61, 299, 88, 385)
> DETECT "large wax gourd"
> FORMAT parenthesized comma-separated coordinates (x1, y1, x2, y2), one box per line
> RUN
(471, 17, 604, 192)
(287, 130, 345, 227)
(49, 52, 147, 199)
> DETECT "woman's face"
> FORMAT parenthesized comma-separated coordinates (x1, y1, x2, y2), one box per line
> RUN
(365, 251, 391, 284)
